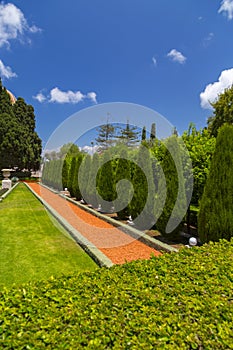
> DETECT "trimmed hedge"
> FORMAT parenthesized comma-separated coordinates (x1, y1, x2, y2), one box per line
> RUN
(0, 239, 233, 349)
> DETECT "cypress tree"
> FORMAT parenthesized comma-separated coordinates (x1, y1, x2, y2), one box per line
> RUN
(115, 148, 132, 219)
(198, 124, 233, 243)
(97, 151, 116, 212)
(150, 123, 156, 141)
(78, 154, 91, 202)
(130, 145, 155, 229)
(53, 159, 63, 190)
(67, 157, 76, 197)
(141, 126, 146, 141)
(62, 158, 69, 189)
(86, 152, 100, 207)
(72, 154, 83, 200)
(156, 136, 186, 238)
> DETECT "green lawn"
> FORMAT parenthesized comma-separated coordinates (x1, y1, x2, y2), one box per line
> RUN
(0, 183, 97, 287)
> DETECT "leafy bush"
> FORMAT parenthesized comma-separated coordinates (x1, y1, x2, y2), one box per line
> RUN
(0, 239, 233, 349)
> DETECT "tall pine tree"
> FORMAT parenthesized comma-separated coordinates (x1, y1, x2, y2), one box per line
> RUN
(117, 121, 139, 147)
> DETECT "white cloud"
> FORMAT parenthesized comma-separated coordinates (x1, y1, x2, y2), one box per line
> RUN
(203, 32, 214, 47)
(0, 59, 17, 79)
(152, 56, 157, 67)
(49, 87, 85, 104)
(218, 0, 233, 20)
(81, 145, 98, 154)
(200, 68, 233, 109)
(167, 49, 187, 64)
(87, 91, 97, 104)
(33, 92, 46, 103)
(0, 3, 41, 47)
(34, 87, 98, 104)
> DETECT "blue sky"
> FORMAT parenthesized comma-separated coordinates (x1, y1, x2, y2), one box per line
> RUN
(1, 0, 233, 149)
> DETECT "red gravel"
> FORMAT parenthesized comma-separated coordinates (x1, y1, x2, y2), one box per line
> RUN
(27, 183, 161, 265)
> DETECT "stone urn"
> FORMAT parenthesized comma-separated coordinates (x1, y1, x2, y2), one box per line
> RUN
(2, 169, 12, 190)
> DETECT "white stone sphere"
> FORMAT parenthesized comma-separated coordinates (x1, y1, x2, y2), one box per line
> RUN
(189, 237, 197, 246)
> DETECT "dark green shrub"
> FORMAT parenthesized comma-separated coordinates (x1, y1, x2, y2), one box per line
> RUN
(86, 152, 100, 208)
(78, 154, 91, 202)
(72, 154, 83, 200)
(67, 157, 76, 197)
(156, 136, 187, 239)
(97, 151, 116, 212)
(130, 145, 155, 229)
(11, 170, 31, 179)
(198, 124, 233, 243)
(115, 148, 132, 219)
(62, 158, 69, 189)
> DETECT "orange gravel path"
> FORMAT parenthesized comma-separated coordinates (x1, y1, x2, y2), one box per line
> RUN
(27, 183, 161, 265)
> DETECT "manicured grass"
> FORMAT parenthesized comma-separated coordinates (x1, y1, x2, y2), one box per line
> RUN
(0, 183, 97, 287)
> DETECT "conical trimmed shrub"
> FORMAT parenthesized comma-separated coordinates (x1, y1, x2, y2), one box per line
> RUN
(86, 152, 100, 208)
(115, 148, 132, 219)
(198, 124, 233, 243)
(130, 145, 155, 229)
(78, 154, 91, 202)
(97, 151, 116, 212)
(156, 136, 186, 238)
(72, 154, 83, 200)
(62, 158, 69, 189)
(67, 157, 76, 197)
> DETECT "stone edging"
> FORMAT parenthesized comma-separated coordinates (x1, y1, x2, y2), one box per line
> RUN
(40, 183, 178, 253)
(0, 182, 19, 200)
(47, 191, 177, 254)
(24, 182, 114, 268)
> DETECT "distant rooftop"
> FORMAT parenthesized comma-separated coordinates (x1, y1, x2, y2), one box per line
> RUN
(6, 89, 16, 104)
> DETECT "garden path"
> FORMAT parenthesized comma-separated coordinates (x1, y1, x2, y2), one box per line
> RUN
(27, 183, 161, 264)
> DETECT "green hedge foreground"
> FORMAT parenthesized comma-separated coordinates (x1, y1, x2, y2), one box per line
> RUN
(1, 240, 233, 349)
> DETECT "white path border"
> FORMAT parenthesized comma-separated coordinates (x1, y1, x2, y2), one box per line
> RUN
(0, 182, 19, 200)
(40, 183, 178, 253)
(60, 194, 178, 254)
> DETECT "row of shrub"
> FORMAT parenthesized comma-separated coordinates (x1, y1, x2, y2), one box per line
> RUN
(42, 138, 190, 235)
(0, 170, 31, 180)
(0, 238, 232, 349)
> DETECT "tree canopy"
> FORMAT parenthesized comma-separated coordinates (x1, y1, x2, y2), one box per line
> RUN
(208, 85, 233, 136)
(0, 80, 41, 170)
(116, 121, 139, 147)
(95, 121, 116, 151)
